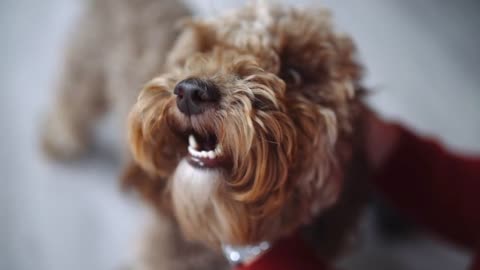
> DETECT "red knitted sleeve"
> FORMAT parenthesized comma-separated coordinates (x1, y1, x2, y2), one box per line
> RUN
(372, 126, 480, 250)
(372, 126, 480, 270)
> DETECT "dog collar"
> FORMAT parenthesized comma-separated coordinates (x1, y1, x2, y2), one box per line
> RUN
(222, 241, 271, 266)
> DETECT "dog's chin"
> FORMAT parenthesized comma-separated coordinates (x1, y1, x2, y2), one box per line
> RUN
(172, 159, 223, 202)
(171, 159, 230, 246)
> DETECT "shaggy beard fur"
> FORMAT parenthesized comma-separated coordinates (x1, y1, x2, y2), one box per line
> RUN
(127, 1, 363, 250)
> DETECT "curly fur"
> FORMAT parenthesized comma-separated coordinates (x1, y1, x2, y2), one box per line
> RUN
(128, 1, 363, 248)
(44, 1, 367, 269)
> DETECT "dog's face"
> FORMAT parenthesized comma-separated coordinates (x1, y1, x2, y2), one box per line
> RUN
(128, 4, 361, 248)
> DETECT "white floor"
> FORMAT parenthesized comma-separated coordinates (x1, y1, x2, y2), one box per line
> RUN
(1, 1, 479, 270)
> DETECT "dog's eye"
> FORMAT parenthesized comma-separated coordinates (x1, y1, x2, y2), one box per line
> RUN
(286, 68, 302, 85)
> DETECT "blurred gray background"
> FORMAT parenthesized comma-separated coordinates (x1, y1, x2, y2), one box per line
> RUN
(1, 0, 479, 270)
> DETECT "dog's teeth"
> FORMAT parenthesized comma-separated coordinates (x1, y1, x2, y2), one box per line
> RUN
(188, 146, 199, 157)
(215, 144, 223, 155)
(188, 135, 198, 149)
(188, 136, 223, 161)
(188, 147, 203, 158)
(207, 151, 216, 159)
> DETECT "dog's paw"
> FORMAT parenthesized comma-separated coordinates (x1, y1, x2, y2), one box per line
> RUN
(41, 112, 88, 160)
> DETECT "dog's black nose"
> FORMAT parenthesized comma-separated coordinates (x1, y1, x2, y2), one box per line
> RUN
(174, 78, 220, 115)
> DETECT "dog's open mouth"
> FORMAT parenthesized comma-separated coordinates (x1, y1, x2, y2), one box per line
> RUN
(187, 133, 225, 168)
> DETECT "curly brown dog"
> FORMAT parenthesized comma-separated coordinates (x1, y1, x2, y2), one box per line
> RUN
(43, 1, 370, 269)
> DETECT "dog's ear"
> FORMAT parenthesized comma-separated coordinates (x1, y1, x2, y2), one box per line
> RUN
(286, 92, 344, 217)
(121, 160, 172, 213)
(277, 8, 363, 217)
(127, 91, 183, 178)
(122, 160, 151, 191)
(166, 19, 217, 69)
